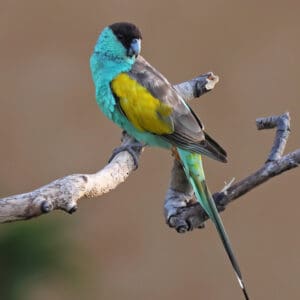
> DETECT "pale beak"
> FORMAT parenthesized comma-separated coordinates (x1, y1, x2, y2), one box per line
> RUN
(128, 38, 141, 57)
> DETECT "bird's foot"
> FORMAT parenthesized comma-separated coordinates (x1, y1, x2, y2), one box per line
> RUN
(108, 141, 143, 170)
(165, 190, 206, 233)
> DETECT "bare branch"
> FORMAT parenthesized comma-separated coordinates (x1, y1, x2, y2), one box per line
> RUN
(165, 112, 299, 233)
(0, 134, 143, 223)
(256, 112, 291, 162)
(174, 72, 219, 101)
(0, 72, 214, 223)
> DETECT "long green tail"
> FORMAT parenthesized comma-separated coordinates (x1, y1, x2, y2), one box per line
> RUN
(178, 148, 249, 300)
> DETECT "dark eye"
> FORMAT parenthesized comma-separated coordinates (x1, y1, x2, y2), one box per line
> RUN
(117, 34, 124, 40)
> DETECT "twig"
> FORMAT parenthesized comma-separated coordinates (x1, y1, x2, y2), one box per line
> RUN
(257, 112, 291, 162)
(0, 72, 216, 223)
(174, 72, 219, 100)
(165, 112, 299, 233)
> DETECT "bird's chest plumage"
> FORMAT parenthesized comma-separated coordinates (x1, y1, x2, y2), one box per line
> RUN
(93, 73, 130, 132)
(90, 54, 171, 149)
(96, 81, 169, 148)
(90, 54, 127, 125)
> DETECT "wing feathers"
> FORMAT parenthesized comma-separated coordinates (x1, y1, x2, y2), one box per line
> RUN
(163, 131, 227, 163)
(118, 55, 227, 162)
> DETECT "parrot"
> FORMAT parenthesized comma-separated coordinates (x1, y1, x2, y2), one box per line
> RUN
(90, 22, 249, 299)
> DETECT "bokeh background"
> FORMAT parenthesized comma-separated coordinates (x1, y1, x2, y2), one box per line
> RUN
(0, 0, 299, 299)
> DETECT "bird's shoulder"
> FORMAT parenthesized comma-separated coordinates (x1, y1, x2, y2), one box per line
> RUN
(128, 56, 179, 106)
(129, 56, 204, 134)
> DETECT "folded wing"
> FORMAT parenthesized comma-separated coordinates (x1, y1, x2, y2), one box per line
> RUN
(111, 55, 227, 163)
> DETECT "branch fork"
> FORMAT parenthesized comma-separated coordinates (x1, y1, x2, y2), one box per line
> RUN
(165, 111, 297, 233)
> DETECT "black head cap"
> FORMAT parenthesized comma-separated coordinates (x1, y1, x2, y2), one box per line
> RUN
(109, 22, 142, 49)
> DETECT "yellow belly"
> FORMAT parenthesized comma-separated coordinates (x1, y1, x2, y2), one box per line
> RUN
(111, 73, 173, 135)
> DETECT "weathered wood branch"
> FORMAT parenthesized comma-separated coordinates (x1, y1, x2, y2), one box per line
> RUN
(0, 134, 144, 223)
(165, 112, 299, 233)
(0, 72, 218, 223)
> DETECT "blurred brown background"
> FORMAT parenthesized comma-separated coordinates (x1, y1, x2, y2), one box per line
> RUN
(0, 0, 299, 299)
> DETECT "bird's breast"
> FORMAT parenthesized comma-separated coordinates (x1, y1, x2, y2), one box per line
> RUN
(111, 73, 173, 135)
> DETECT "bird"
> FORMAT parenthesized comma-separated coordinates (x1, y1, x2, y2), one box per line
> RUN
(90, 22, 249, 299)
